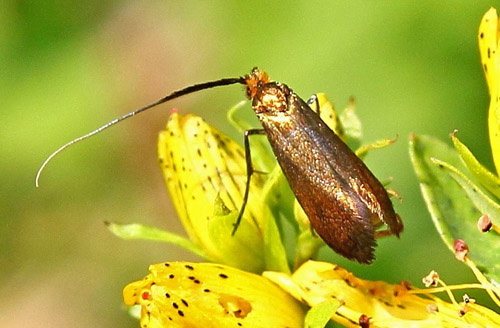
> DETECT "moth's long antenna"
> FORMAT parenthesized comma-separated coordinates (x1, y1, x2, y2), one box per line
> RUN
(35, 77, 246, 187)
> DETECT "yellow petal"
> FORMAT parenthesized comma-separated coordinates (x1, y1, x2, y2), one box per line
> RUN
(124, 262, 304, 328)
(158, 113, 270, 271)
(264, 260, 500, 328)
(478, 7, 500, 175)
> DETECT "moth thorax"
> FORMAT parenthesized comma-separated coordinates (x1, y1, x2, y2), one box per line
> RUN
(252, 83, 290, 115)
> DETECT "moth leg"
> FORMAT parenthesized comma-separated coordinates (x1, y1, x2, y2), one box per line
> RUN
(374, 214, 404, 238)
(232, 128, 266, 235)
(306, 94, 320, 115)
(386, 188, 403, 202)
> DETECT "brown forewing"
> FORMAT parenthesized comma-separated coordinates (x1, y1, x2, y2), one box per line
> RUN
(254, 83, 399, 263)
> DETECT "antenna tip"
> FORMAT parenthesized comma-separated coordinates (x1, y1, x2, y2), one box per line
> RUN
(35, 170, 42, 187)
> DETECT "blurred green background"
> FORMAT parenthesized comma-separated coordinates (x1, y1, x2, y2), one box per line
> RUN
(2, 1, 498, 327)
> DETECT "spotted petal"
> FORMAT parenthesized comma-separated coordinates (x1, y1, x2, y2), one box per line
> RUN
(124, 262, 304, 328)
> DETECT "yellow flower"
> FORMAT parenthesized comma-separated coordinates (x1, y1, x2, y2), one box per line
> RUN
(264, 260, 500, 328)
(478, 7, 500, 175)
(157, 111, 288, 273)
(123, 261, 304, 328)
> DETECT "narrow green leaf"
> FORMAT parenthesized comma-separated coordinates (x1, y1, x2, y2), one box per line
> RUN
(430, 158, 500, 225)
(261, 205, 292, 274)
(304, 299, 340, 328)
(262, 164, 296, 229)
(355, 137, 397, 159)
(253, 164, 293, 273)
(452, 131, 500, 200)
(107, 222, 210, 260)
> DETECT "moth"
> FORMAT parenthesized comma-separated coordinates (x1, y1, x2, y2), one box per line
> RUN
(37, 67, 403, 263)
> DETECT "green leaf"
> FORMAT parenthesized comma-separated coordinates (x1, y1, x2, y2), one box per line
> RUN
(247, 162, 292, 273)
(452, 131, 500, 200)
(107, 222, 210, 260)
(409, 134, 500, 284)
(260, 204, 292, 274)
(304, 299, 340, 328)
(430, 158, 500, 226)
(355, 137, 397, 159)
(261, 164, 296, 229)
(208, 209, 266, 273)
(294, 228, 323, 270)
